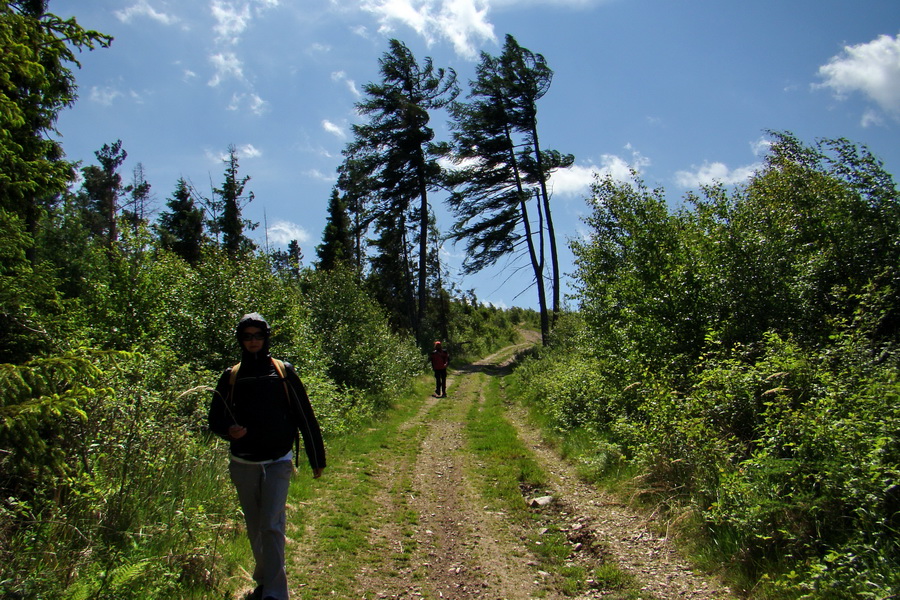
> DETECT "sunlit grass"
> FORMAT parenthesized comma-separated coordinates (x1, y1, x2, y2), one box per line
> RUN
(464, 374, 646, 599)
(278, 377, 432, 600)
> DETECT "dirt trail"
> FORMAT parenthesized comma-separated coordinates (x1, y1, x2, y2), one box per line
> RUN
(350, 338, 737, 600)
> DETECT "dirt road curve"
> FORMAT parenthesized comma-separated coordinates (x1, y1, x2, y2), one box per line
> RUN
(352, 340, 737, 600)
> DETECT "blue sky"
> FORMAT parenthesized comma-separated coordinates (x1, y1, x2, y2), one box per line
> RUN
(55, 0, 900, 309)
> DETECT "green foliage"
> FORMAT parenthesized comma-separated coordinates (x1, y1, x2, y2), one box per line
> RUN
(0, 2, 111, 216)
(441, 294, 521, 362)
(302, 266, 420, 402)
(0, 209, 74, 361)
(0, 348, 241, 599)
(519, 134, 900, 597)
(0, 351, 105, 500)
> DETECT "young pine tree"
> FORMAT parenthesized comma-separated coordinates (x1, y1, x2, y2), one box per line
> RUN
(156, 178, 205, 265)
(316, 188, 353, 271)
(213, 145, 257, 258)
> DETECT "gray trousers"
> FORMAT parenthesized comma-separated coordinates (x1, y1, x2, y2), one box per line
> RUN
(229, 459, 293, 600)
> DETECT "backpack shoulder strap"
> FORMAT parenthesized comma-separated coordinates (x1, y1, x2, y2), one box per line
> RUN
(271, 358, 301, 467)
(229, 362, 241, 386)
(271, 358, 291, 400)
(271, 358, 286, 379)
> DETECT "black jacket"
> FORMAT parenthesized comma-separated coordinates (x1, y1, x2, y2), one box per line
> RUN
(208, 352, 326, 469)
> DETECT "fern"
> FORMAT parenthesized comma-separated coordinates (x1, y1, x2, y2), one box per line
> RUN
(107, 558, 151, 591)
(63, 559, 150, 600)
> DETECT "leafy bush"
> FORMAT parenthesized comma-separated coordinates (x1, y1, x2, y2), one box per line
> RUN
(516, 134, 900, 597)
(0, 350, 236, 599)
(301, 266, 421, 401)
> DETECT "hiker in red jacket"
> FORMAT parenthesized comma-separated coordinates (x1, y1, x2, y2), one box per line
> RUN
(429, 340, 450, 397)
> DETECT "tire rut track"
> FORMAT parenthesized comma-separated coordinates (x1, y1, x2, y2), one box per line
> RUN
(356, 354, 544, 600)
(343, 337, 738, 600)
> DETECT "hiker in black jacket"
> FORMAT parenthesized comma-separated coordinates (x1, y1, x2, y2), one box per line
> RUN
(208, 313, 325, 600)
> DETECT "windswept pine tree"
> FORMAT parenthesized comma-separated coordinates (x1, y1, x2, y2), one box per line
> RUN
(444, 34, 573, 344)
(343, 39, 458, 339)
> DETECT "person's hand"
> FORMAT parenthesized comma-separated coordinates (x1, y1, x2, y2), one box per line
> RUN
(228, 424, 247, 439)
(313, 467, 324, 479)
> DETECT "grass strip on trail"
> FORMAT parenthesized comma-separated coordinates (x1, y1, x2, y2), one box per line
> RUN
(280, 379, 434, 600)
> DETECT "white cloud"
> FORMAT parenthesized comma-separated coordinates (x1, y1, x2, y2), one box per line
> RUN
(599, 147, 650, 181)
(228, 92, 270, 114)
(205, 144, 261, 163)
(90, 86, 124, 106)
(817, 33, 900, 124)
(209, 51, 244, 86)
(491, 0, 606, 6)
(305, 169, 337, 183)
(211, 0, 280, 42)
(434, 0, 495, 59)
(750, 136, 772, 157)
(115, 0, 179, 25)
(361, 0, 496, 60)
(360, 0, 610, 59)
(248, 94, 269, 115)
(332, 71, 362, 97)
(237, 143, 262, 159)
(674, 161, 760, 188)
(267, 220, 311, 246)
(310, 42, 332, 54)
(211, 0, 253, 41)
(322, 120, 347, 139)
(351, 25, 371, 39)
(547, 164, 597, 197)
(554, 145, 650, 193)
(862, 108, 885, 128)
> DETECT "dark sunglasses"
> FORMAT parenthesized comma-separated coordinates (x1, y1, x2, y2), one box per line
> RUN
(240, 332, 266, 341)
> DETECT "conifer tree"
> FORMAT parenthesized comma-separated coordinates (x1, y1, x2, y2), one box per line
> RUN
(156, 178, 205, 265)
(77, 139, 127, 249)
(0, 1, 111, 258)
(344, 39, 458, 339)
(316, 187, 353, 270)
(122, 162, 153, 233)
(336, 157, 376, 276)
(444, 34, 572, 343)
(213, 145, 257, 257)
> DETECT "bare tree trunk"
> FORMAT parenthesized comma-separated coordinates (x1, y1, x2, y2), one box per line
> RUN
(520, 194, 549, 345)
(532, 126, 560, 321)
